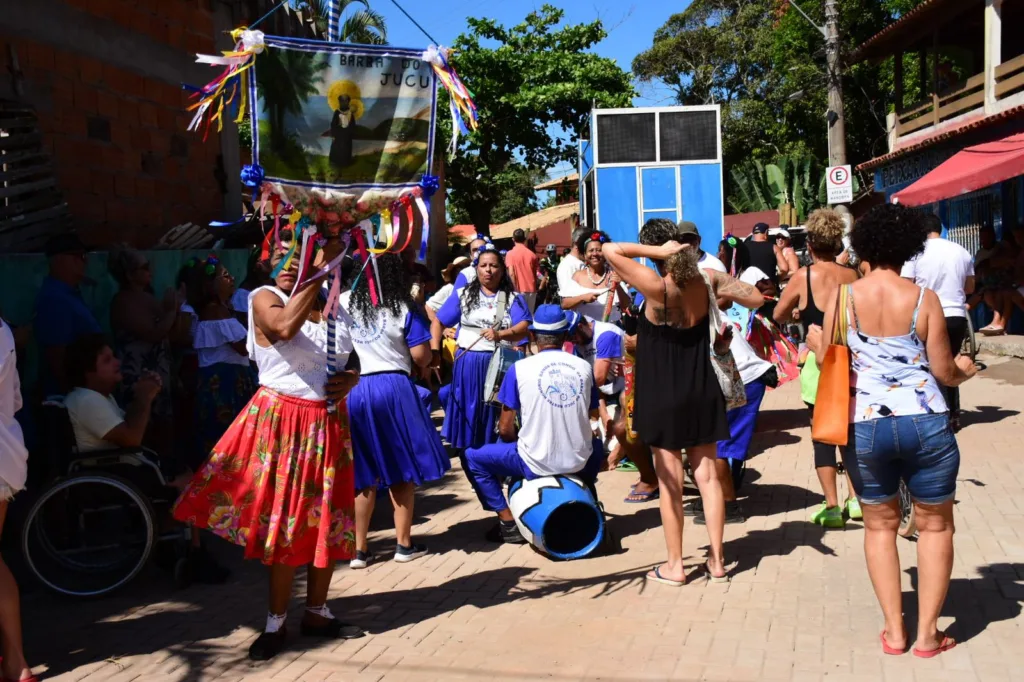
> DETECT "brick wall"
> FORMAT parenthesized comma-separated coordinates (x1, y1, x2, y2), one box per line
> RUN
(0, 0, 228, 248)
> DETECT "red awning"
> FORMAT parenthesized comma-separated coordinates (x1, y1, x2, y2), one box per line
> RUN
(892, 132, 1024, 206)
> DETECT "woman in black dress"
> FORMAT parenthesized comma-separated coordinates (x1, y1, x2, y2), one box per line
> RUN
(603, 219, 764, 585)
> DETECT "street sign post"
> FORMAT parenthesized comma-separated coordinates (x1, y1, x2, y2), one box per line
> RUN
(826, 165, 853, 204)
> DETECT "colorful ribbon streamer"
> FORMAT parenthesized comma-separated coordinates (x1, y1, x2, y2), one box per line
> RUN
(186, 29, 265, 139)
(422, 45, 478, 155)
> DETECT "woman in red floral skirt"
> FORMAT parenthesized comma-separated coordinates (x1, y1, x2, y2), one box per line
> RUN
(174, 232, 361, 661)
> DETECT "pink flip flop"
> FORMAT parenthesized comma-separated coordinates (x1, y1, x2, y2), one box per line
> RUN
(880, 630, 905, 655)
(912, 633, 956, 658)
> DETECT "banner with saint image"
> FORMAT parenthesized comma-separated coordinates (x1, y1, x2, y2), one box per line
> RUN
(250, 38, 437, 191)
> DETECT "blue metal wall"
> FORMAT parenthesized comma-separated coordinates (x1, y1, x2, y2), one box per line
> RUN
(594, 164, 724, 246)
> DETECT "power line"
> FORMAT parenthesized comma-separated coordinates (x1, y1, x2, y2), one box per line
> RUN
(386, 0, 440, 46)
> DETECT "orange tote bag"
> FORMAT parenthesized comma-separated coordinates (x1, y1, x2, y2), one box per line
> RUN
(811, 285, 851, 446)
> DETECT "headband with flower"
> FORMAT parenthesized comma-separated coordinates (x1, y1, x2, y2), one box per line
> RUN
(186, 254, 221, 276)
(587, 232, 609, 244)
(472, 242, 500, 266)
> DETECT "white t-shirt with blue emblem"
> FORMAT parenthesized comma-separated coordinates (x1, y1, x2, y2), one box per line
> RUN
(574, 320, 625, 395)
(339, 292, 431, 374)
(435, 287, 532, 352)
(497, 349, 600, 476)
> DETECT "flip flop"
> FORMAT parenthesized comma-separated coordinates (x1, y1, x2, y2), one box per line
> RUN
(705, 561, 729, 583)
(616, 460, 639, 472)
(912, 633, 956, 658)
(624, 488, 660, 503)
(646, 565, 684, 587)
(979, 326, 1006, 336)
(880, 630, 905, 656)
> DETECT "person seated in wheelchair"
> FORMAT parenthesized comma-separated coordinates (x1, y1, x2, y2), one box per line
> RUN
(63, 334, 164, 456)
(464, 305, 604, 545)
(63, 335, 230, 583)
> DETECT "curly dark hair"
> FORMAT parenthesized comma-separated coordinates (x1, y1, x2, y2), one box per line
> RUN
(461, 250, 514, 312)
(639, 218, 680, 247)
(576, 229, 611, 256)
(348, 252, 414, 326)
(66, 333, 111, 388)
(849, 204, 929, 269)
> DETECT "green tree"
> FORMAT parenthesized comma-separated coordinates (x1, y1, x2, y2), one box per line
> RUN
(448, 164, 544, 227)
(632, 0, 927, 211)
(294, 0, 388, 44)
(257, 49, 329, 153)
(442, 6, 635, 233)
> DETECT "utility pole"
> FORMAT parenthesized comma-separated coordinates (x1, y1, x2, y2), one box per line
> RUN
(824, 0, 847, 168)
(790, 0, 851, 219)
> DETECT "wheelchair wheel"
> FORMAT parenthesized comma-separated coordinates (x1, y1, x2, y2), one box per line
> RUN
(897, 479, 917, 538)
(21, 474, 156, 597)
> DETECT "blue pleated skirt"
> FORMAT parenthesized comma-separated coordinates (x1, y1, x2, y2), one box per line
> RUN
(348, 372, 451, 490)
(441, 350, 500, 450)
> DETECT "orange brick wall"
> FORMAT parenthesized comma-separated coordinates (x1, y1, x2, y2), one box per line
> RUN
(0, 1, 227, 247)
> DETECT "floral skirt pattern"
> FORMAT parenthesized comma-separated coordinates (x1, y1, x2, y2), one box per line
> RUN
(193, 362, 259, 471)
(173, 387, 355, 567)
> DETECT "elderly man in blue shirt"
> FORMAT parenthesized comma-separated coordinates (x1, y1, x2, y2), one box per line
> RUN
(35, 233, 101, 395)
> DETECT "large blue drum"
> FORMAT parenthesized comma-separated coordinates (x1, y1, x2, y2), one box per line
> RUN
(507, 475, 604, 560)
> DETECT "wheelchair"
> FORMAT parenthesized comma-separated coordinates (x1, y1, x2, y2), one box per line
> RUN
(20, 399, 193, 598)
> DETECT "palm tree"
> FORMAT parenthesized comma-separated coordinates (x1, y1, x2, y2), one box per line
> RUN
(727, 154, 859, 224)
(258, 49, 330, 153)
(287, 0, 388, 44)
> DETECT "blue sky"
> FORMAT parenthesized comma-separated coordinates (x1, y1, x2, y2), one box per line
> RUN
(376, 0, 691, 177)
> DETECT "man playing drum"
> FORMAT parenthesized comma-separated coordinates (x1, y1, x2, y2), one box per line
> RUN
(464, 305, 604, 544)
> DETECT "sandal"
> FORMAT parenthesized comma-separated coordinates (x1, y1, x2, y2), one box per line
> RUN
(979, 326, 1006, 336)
(616, 460, 639, 472)
(912, 632, 956, 658)
(624, 487, 659, 503)
(880, 630, 905, 655)
(646, 565, 684, 587)
(705, 561, 729, 583)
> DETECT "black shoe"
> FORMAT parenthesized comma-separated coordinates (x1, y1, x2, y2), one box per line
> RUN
(485, 523, 503, 543)
(300, 617, 365, 639)
(682, 499, 703, 517)
(190, 548, 231, 584)
(499, 520, 527, 545)
(248, 628, 287, 661)
(694, 502, 746, 526)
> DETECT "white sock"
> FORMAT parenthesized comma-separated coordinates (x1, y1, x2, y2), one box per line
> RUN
(306, 604, 334, 620)
(265, 612, 287, 633)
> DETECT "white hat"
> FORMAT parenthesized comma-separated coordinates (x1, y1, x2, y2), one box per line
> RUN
(740, 267, 770, 286)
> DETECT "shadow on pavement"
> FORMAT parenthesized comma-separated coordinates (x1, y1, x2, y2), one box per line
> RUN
(959, 405, 1020, 429)
(756, 407, 809, 433)
(901, 562, 1023, 645)
(714, 520, 838, 578)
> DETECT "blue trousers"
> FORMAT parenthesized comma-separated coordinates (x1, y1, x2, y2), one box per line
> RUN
(464, 438, 605, 512)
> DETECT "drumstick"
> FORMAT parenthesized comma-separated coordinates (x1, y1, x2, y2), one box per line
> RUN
(602, 282, 624, 322)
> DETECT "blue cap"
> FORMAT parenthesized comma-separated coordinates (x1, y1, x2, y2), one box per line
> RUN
(529, 304, 572, 333)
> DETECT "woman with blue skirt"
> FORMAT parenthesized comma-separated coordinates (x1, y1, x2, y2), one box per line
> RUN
(430, 246, 531, 451)
(341, 254, 450, 569)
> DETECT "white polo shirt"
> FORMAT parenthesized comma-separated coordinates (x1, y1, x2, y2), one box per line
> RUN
(497, 349, 599, 476)
(901, 237, 974, 318)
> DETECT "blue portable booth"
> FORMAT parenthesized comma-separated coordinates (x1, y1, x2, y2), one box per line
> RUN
(578, 105, 724, 247)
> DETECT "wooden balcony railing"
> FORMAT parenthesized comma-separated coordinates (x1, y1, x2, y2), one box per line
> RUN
(895, 73, 986, 138)
(996, 53, 1024, 100)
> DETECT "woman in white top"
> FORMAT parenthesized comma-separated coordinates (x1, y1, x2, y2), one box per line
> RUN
(341, 253, 449, 569)
(0, 318, 34, 682)
(430, 245, 532, 450)
(184, 255, 258, 471)
(174, 232, 362, 662)
(561, 231, 631, 323)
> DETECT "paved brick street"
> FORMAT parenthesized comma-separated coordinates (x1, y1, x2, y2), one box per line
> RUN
(22, 356, 1024, 682)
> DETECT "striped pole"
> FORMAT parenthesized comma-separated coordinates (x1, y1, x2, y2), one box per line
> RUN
(325, 268, 338, 414)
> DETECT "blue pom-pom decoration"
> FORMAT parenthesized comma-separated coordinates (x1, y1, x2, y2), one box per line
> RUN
(419, 174, 440, 198)
(240, 164, 265, 188)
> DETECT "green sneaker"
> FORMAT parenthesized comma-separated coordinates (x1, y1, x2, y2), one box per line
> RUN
(810, 502, 845, 528)
(845, 497, 863, 520)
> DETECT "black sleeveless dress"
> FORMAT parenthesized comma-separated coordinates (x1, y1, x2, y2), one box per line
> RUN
(634, 305, 729, 450)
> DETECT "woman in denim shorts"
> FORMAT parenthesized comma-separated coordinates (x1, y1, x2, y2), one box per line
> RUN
(808, 204, 977, 659)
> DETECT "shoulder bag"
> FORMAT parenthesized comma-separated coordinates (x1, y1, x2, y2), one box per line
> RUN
(701, 271, 747, 410)
(811, 284, 851, 446)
